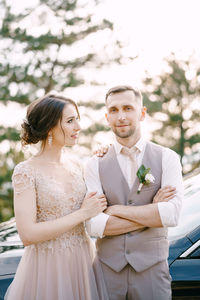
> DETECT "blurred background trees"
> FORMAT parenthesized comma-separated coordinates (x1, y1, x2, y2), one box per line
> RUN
(0, 0, 200, 222)
(143, 54, 200, 174)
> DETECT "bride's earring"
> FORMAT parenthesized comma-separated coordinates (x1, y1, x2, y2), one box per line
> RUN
(48, 132, 53, 146)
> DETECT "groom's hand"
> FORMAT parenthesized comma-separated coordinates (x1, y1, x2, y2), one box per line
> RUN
(153, 186, 176, 203)
(104, 205, 120, 216)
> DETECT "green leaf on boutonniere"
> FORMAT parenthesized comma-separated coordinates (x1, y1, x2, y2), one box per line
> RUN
(136, 164, 150, 183)
(136, 165, 155, 194)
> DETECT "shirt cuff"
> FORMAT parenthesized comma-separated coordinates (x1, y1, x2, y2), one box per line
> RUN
(157, 202, 178, 227)
(85, 213, 109, 238)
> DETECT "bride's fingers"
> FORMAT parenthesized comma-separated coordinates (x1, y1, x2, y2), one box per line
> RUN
(93, 145, 110, 157)
(101, 199, 107, 206)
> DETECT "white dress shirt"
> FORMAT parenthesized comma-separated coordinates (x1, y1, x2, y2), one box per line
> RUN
(84, 138, 183, 238)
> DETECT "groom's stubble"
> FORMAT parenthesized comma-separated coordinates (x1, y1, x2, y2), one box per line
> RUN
(113, 126, 135, 139)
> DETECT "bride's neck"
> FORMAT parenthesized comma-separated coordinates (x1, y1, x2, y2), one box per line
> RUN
(36, 144, 63, 163)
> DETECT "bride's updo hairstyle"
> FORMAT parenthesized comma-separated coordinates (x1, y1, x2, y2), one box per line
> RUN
(21, 93, 79, 146)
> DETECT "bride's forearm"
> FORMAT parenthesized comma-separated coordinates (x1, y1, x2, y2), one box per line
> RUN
(16, 208, 88, 246)
(103, 215, 144, 236)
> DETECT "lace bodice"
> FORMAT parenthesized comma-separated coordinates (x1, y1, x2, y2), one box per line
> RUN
(12, 159, 88, 251)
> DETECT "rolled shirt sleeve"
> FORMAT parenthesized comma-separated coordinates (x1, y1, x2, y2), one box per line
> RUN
(158, 148, 184, 227)
(84, 156, 109, 237)
(85, 212, 109, 238)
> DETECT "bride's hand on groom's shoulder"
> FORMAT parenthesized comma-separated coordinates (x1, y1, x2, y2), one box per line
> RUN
(153, 186, 176, 203)
(93, 144, 112, 157)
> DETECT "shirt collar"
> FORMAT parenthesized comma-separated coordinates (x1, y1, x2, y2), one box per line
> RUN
(113, 137, 146, 155)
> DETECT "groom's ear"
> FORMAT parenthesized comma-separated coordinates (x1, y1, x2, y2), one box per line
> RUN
(105, 112, 111, 127)
(140, 106, 147, 121)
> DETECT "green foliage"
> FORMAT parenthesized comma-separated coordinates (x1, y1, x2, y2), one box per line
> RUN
(0, 126, 20, 142)
(143, 53, 200, 173)
(0, 0, 115, 104)
(136, 165, 150, 183)
(0, 144, 25, 221)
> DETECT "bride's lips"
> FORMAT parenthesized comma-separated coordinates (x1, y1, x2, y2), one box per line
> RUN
(71, 134, 79, 139)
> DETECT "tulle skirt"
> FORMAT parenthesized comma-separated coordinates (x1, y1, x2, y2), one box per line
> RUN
(4, 238, 108, 300)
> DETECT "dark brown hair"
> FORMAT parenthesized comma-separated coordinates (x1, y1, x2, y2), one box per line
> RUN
(105, 85, 142, 103)
(21, 93, 79, 146)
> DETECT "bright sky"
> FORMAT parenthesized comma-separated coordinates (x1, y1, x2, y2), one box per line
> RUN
(93, 0, 200, 85)
(1, 0, 200, 134)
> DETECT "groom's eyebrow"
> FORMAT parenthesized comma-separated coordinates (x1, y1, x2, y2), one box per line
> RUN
(108, 104, 134, 111)
(108, 105, 117, 110)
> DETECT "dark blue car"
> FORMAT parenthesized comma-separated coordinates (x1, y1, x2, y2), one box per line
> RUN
(168, 171, 200, 298)
(0, 172, 200, 299)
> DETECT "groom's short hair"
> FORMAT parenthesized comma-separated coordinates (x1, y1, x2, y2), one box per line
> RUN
(105, 85, 142, 105)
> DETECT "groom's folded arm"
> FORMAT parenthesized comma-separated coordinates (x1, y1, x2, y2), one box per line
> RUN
(84, 156, 144, 238)
(157, 148, 183, 227)
(104, 149, 183, 228)
(85, 213, 144, 237)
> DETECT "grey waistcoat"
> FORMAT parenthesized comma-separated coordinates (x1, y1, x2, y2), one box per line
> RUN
(97, 141, 168, 272)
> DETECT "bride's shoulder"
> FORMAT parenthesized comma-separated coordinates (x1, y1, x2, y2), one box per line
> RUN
(12, 159, 36, 192)
(13, 159, 35, 177)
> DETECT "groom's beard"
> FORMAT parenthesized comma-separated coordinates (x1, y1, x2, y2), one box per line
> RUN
(113, 127, 135, 138)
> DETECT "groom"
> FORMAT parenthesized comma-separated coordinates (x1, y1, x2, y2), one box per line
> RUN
(84, 85, 183, 300)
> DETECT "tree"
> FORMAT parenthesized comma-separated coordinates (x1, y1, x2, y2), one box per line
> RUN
(143, 53, 200, 174)
(0, 0, 126, 221)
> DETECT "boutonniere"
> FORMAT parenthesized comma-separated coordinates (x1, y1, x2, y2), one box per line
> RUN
(136, 164, 155, 194)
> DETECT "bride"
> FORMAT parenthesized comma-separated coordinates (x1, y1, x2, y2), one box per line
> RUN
(5, 93, 108, 300)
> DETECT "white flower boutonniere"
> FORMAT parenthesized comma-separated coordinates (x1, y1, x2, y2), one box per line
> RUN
(136, 164, 155, 194)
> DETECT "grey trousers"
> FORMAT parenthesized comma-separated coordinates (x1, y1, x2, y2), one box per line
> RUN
(100, 260, 172, 300)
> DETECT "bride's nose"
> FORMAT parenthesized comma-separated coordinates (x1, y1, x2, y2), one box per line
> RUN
(74, 121, 81, 131)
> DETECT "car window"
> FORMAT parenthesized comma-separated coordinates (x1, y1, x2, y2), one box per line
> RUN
(190, 247, 200, 258)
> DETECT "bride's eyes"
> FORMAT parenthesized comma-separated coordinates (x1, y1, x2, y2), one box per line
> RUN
(66, 117, 79, 124)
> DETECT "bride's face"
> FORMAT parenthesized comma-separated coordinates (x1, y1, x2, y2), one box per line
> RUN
(51, 104, 81, 147)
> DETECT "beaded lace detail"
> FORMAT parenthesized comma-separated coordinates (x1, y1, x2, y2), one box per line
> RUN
(12, 159, 88, 251)
(12, 162, 35, 194)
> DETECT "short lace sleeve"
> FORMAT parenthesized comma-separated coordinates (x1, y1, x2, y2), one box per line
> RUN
(12, 162, 35, 194)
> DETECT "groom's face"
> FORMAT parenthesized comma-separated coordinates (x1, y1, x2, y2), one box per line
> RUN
(105, 90, 146, 139)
